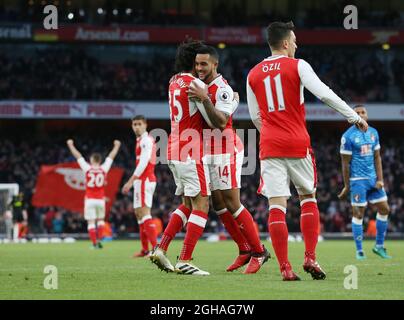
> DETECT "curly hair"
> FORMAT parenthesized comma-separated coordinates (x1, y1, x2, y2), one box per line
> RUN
(174, 38, 205, 73)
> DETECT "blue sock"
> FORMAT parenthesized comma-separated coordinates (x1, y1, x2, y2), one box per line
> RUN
(352, 217, 363, 252)
(376, 213, 388, 248)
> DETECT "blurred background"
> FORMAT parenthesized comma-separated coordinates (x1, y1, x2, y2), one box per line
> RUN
(0, 0, 403, 239)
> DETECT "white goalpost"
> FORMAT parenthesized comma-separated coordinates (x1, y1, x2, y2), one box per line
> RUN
(0, 183, 19, 240)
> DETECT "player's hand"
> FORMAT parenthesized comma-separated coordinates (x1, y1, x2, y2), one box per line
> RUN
(233, 92, 240, 103)
(66, 139, 74, 146)
(375, 180, 384, 189)
(114, 140, 121, 148)
(122, 182, 132, 195)
(338, 186, 349, 200)
(356, 118, 368, 132)
(187, 80, 209, 101)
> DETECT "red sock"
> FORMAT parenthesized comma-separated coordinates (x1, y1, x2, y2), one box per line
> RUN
(218, 209, 250, 252)
(268, 206, 289, 267)
(139, 223, 149, 252)
(143, 217, 157, 248)
(88, 227, 97, 246)
(300, 199, 320, 260)
(97, 223, 104, 240)
(160, 205, 191, 251)
(179, 210, 208, 261)
(234, 206, 263, 254)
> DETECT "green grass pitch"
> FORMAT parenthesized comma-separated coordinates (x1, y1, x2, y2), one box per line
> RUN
(0, 240, 403, 300)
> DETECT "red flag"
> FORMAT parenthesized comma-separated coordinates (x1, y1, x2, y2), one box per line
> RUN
(32, 162, 124, 216)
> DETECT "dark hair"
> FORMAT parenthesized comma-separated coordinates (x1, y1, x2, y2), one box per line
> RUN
(354, 104, 365, 109)
(266, 21, 295, 49)
(132, 115, 146, 122)
(174, 38, 204, 73)
(90, 153, 102, 164)
(197, 45, 219, 62)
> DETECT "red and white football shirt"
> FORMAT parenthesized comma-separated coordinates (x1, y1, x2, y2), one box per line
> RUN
(77, 157, 113, 200)
(167, 73, 212, 162)
(205, 74, 243, 156)
(134, 132, 156, 182)
(247, 55, 361, 159)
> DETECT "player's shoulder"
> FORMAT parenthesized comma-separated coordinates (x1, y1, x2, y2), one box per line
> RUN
(140, 132, 154, 144)
(169, 73, 197, 88)
(210, 75, 233, 91)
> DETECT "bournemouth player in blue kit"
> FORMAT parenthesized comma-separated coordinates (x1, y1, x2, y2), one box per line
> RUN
(338, 105, 391, 260)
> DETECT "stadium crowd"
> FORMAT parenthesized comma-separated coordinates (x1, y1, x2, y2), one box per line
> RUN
(1, 127, 403, 236)
(1, 1, 403, 28)
(0, 45, 399, 102)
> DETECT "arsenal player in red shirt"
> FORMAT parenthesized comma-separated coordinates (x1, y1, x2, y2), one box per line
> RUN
(67, 139, 121, 249)
(188, 45, 270, 274)
(247, 21, 368, 280)
(122, 115, 158, 258)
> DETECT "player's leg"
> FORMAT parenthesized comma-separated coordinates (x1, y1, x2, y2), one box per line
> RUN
(151, 196, 192, 272)
(158, 196, 192, 252)
(133, 179, 148, 256)
(351, 206, 366, 259)
(288, 152, 326, 279)
(150, 163, 191, 272)
(350, 180, 368, 259)
(142, 179, 158, 248)
(134, 206, 156, 256)
(95, 201, 106, 248)
(175, 192, 210, 275)
(209, 156, 255, 270)
(211, 189, 252, 272)
(221, 188, 270, 274)
(371, 193, 391, 258)
(175, 160, 211, 275)
(84, 199, 98, 248)
(261, 158, 299, 280)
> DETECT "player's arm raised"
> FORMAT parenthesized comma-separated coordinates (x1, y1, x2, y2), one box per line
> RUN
(107, 140, 121, 161)
(188, 79, 229, 129)
(122, 137, 152, 194)
(298, 59, 368, 132)
(66, 139, 83, 160)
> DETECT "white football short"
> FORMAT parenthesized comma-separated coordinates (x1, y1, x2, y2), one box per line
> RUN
(168, 158, 211, 197)
(84, 198, 106, 221)
(133, 178, 156, 209)
(259, 150, 317, 198)
(207, 151, 243, 191)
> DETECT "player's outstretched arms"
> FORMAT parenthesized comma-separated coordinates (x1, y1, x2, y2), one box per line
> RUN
(298, 59, 367, 131)
(107, 140, 121, 160)
(66, 139, 83, 159)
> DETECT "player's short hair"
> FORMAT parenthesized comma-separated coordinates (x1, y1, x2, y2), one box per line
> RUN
(132, 115, 147, 123)
(196, 45, 219, 62)
(90, 153, 102, 164)
(354, 104, 366, 110)
(266, 21, 295, 49)
(174, 38, 205, 73)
